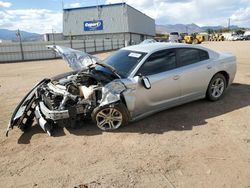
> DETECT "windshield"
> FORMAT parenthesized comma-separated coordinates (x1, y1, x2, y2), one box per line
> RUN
(96, 50, 147, 78)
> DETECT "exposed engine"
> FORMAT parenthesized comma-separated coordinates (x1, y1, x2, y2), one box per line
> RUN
(41, 74, 100, 109)
(36, 71, 106, 129)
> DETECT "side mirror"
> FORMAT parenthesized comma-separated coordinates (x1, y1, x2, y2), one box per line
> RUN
(141, 76, 151, 89)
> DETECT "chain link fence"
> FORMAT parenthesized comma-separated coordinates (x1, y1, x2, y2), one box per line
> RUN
(0, 39, 125, 62)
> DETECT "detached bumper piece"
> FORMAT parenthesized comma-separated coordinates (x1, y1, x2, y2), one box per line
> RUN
(34, 101, 85, 136)
(34, 105, 53, 136)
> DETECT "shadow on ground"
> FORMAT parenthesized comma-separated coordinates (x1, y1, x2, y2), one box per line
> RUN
(18, 83, 250, 144)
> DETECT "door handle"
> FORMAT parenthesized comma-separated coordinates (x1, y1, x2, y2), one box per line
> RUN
(207, 65, 212, 69)
(173, 75, 180, 80)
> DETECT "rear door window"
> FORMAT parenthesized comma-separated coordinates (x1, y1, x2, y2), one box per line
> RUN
(177, 48, 209, 67)
(199, 50, 209, 61)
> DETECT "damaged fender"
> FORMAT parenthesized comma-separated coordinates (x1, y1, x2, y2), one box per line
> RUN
(99, 80, 126, 106)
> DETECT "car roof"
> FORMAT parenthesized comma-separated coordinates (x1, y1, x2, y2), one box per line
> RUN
(122, 42, 209, 53)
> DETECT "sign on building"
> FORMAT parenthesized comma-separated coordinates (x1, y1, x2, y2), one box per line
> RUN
(84, 20, 103, 31)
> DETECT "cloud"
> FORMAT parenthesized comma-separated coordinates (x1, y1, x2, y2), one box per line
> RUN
(0, 1, 11, 8)
(231, 7, 250, 21)
(106, 0, 250, 27)
(0, 0, 249, 34)
(65, 2, 82, 8)
(0, 9, 62, 34)
(231, 7, 250, 27)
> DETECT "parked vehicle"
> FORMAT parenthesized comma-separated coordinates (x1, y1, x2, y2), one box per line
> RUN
(209, 34, 224, 41)
(6, 43, 236, 136)
(243, 35, 250, 40)
(228, 34, 243, 41)
(192, 34, 205, 44)
(169, 32, 179, 42)
(180, 33, 204, 44)
(183, 35, 193, 44)
(227, 35, 236, 41)
(179, 33, 193, 44)
(140, 39, 157, 44)
(236, 35, 244, 40)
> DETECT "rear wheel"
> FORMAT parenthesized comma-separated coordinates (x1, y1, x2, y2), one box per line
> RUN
(206, 73, 226, 101)
(92, 103, 129, 131)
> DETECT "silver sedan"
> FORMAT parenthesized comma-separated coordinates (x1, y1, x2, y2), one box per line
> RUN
(7, 43, 236, 136)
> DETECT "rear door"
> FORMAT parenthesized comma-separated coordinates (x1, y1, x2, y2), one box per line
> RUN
(176, 48, 215, 100)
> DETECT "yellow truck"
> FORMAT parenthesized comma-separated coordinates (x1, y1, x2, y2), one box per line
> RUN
(209, 34, 225, 41)
(192, 34, 205, 44)
(180, 33, 204, 44)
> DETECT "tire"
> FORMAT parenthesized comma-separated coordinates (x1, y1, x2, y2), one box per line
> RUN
(206, 73, 227, 101)
(91, 103, 129, 131)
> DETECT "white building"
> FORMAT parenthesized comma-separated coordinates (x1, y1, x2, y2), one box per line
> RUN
(0, 39, 12, 43)
(63, 3, 155, 44)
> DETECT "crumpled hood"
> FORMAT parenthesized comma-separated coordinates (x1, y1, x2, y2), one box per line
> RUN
(47, 45, 100, 71)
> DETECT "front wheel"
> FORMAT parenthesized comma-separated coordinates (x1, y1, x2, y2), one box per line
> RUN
(206, 73, 226, 101)
(92, 103, 129, 131)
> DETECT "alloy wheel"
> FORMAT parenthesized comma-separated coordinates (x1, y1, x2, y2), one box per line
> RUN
(210, 77, 225, 98)
(96, 108, 123, 130)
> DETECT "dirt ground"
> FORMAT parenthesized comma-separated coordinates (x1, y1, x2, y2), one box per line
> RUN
(0, 41, 250, 188)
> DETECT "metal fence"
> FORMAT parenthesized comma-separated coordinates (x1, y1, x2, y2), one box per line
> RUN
(0, 39, 125, 62)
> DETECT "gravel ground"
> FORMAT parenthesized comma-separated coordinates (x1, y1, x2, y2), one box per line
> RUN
(0, 41, 249, 188)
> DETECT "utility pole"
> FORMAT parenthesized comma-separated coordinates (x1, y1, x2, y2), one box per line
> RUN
(95, 0, 99, 47)
(16, 29, 24, 61)
(61, 0, 64, 9)
(228, 18, 231, 30)
(51, 28, 56, 58)
(69, 31, 72, 48)
(52, 28, 55, 45)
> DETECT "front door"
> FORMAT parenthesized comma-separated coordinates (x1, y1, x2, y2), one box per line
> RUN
(131, 49, 182, 117)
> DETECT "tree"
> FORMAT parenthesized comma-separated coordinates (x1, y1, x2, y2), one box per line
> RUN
(206, 29, 214, 34)
(235, 29, 245, 35)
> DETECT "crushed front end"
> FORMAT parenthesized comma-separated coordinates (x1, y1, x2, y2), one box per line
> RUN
(6, 45, 128, 136)
(7, 68, 126, 136)
(34, 71, 104, 135)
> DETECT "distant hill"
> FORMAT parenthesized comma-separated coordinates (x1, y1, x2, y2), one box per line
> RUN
(0, 29, 43, 42)
(156, 23, 239, 34)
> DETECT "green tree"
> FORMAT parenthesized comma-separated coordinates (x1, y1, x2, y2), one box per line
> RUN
(206, 29, 214, 34)
(235, 29, 245, 35)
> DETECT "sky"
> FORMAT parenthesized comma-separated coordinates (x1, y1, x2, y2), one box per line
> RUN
(0, 0, 250, 34)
